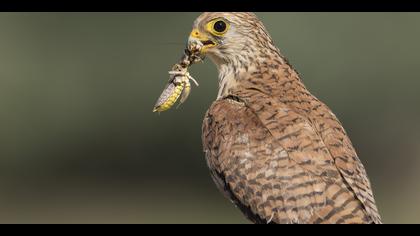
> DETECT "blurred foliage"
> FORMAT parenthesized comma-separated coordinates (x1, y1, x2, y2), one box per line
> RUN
(0, 13, 419, 223)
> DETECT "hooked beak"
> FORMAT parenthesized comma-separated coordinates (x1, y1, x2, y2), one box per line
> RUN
(188, 29, 217, 54)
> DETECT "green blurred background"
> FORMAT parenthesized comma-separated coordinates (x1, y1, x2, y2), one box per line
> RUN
(0, 12, 419, 223)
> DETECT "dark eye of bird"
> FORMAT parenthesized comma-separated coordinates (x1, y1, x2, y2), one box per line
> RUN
(213, 20, 227, 33)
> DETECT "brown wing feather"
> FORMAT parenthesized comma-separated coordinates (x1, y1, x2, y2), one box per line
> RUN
(202, 94, 381, 223)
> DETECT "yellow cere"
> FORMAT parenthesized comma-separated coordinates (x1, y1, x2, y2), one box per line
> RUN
(189, 29, 214, 54)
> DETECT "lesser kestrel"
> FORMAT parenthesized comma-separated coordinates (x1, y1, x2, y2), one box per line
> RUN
(162, 12, 382, 224)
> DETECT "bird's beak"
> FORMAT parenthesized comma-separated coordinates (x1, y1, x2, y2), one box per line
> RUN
(188, 29, 216, 54)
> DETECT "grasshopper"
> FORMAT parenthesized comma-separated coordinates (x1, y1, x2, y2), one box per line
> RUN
(153, 40, 203, 113)
(152, 70, 199, 113)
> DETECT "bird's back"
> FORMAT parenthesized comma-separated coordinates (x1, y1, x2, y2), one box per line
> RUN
(191, 11, 381, 224)
(202, 70, 381, 223)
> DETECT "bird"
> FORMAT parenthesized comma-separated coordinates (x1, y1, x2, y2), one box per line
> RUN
(185, 12, 381, 224)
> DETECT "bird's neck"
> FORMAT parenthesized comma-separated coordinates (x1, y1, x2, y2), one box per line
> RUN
(216, 63, 238, 99)
(214, 51, 299, 100)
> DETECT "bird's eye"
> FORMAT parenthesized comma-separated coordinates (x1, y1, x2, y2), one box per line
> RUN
(207, 19, 229, 36)
(213, 20, 226, 33)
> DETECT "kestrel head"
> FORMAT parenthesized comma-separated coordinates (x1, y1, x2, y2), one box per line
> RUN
(188, 12, 282, 70)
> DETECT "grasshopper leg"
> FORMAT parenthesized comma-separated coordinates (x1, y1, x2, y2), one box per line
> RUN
(178, 80, 191, 106)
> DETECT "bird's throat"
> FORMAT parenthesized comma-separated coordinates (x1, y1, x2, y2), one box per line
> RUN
(216, 64, 240, 99)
